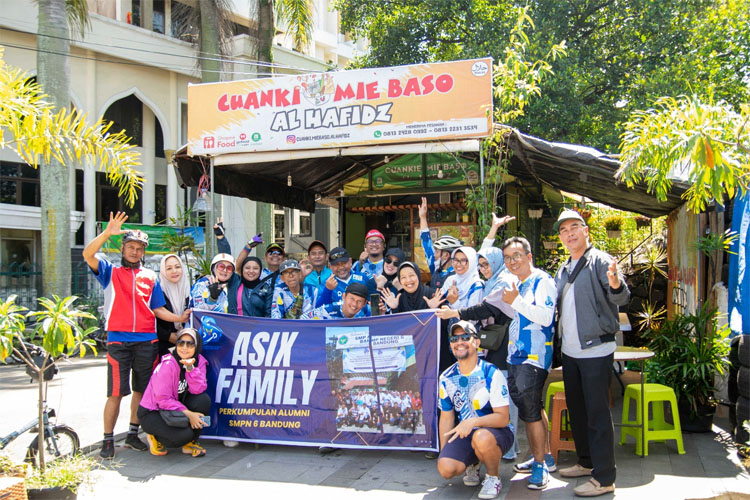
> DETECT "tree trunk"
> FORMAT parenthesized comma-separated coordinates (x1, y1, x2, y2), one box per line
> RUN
(37, 0, 72, 298)
(257, 0, 274, 65)
(254, 0, 275, 247)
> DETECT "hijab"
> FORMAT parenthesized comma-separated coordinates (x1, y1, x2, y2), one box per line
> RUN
(477, 247, 506, 298)
(240, 256, 264, 290)
(443, 246, 483, 307)
(170, 328, 203, 401)
(396, 262, 434, 312)
(158, 254, 190, 329)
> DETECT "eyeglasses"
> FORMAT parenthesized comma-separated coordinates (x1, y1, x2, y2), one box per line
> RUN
(365, 238, 383, 245)
(452, 257, 469, 265)
(503, 252, 526, 264)
(267, 250, 283, 256)
(176, 340, 195, 347)
(478, 261, 490, 270)
(216, 263, 234, 272)
(449, 333, 475, 343)
(385, 257, 400, 265)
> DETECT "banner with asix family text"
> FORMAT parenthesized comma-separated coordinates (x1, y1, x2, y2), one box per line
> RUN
(187, 58, 493, 155)
(192, 310, 440, 451)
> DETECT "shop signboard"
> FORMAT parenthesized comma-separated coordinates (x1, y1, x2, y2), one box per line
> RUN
(187, 58, 493, 155)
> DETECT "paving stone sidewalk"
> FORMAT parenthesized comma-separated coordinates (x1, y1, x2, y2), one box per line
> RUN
(2, 357, 748, 499)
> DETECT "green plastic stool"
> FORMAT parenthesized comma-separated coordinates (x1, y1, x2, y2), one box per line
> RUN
(545, 381, 568, 431)
(619, 383, 685, 456)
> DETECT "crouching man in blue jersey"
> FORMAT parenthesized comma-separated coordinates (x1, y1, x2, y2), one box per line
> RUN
(301, 282, 371, 319)
(437, 321, 514, 499)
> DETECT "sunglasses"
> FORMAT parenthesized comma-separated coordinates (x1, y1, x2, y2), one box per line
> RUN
(385, 257, 400, 265)
(267, 250, 283, 256)
(177, 340, 195, 347)
(449, 333, 475, 343)
(215, 263, 234, 272)
(330, 252, 347, 261)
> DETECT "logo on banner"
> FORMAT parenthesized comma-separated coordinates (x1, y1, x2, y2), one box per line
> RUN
(199, 315, 223, 345)
(471, 61, 489, 77)
(203, 136, 215, 149)
(287, 135, 296, 144)
(338, 335, 348, 345)
(239, 133, 246, 140)
(252, 132, 261, 142)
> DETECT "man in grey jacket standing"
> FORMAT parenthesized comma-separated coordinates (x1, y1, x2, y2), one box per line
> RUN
(553, 210, 629, 497)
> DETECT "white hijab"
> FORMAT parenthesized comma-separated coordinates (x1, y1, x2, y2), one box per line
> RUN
(443, 246, 484, 309)
(159, 254, 190, 328)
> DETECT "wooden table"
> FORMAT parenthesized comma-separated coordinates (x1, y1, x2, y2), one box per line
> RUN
(614, 346, 654, 456)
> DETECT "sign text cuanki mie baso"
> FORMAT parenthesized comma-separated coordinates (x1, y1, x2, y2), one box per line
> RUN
(187, 58, 493, 155)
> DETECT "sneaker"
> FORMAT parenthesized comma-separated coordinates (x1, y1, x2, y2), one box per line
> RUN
(573, 478, 615, 497)
(478, 474, 502, 499)
(318, 446, 337, 454)
(424, 451, 439, 459)
(99, 439, 114, 459)
(513, 453, 557, 473)
(558, 463, 593, 478)
(182, 440, 206, 457)
(146, 434, 167, 456)
(123, 433, 148, 451)
(222, 440, 239, 448)
(527, 461, 549, 490)
(463, 463, 481, 486)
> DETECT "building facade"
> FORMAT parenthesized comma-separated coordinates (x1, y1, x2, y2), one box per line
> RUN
(0, 0, 362, 304)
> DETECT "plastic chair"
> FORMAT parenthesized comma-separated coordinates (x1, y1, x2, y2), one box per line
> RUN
(545, 381, 568, 430)
(619, 383, 685, 456)
(549, 392, 576, 463)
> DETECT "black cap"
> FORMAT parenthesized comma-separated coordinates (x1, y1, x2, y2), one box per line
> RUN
(329, 247, 350, 264)
(345, 282, 369, 299)
(266, 243, 285, 255)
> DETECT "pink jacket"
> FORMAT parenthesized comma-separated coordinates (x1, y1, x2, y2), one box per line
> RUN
(140, 353, 208, 411)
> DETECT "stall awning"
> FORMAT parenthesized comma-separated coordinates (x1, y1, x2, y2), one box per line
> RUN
(172, 129, 688, 217)
(172, 140, 480, 212)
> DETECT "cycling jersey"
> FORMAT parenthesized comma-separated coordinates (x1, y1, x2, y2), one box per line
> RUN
(300, 301, 371, 320)
(92, 259, 165, 342)
(271, 282, 320, 319)
(439, 358, 510, 422)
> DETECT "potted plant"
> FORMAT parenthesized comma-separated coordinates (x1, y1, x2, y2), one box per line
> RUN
(634, 215, 651, 229)
(25, 455, 98, 500)
(603, 215, 625, 239)
(644, 303, 731, 432)
(0, 295, 95, 475)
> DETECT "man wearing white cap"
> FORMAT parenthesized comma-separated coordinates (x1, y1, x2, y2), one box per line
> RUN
(436, 320, 513, 499)
(553, 209, 629, 497)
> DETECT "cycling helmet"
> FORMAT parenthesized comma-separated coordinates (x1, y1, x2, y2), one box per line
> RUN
(434, 235, 463, 251)
(211, 253, 234, 269)
(122, 230, 149, 248)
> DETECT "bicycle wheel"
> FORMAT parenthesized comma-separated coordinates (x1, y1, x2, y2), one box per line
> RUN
(25, 425, 80, 467)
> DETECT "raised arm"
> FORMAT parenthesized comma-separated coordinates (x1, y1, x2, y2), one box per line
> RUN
(83, 212, 127, 272)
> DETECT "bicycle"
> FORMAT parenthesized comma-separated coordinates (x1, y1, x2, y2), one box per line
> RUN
(0, 342, 80, 467)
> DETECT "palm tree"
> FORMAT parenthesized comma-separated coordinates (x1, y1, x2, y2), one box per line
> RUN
(252, 0, 315, 247)
(35, 0, 90, 297)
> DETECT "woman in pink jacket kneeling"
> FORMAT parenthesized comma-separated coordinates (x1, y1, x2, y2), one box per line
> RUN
(138, 327, 211, 457)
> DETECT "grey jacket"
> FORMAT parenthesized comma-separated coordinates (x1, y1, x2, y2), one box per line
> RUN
(555, 246, 630, 349)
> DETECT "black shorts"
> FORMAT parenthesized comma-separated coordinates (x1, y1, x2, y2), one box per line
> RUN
(106, 340, 158, 397)
(438, 427, 514, 466)
(508, 363, 548, 423)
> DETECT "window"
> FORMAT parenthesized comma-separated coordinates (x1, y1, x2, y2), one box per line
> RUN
(2, 238, 33, 268)
(274, 213, 285, 242)
(153, 0, 165, 34)
(0, 162, 40, 207)
(96, 172, 141, 222)
(171, 1, 199, 43)
(103, 94, 142, 146)
(155, 184, 167, 223)
(155, 122, 164, 157)
(298, 212, 311, 236)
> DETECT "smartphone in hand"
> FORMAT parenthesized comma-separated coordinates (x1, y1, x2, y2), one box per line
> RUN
(200, 415, 211, 426)
(370, 294, 381, 316)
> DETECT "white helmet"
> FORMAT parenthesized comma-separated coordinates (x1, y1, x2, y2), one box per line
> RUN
(210, 253, 234, 273)
(434, 235, 463, 251)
